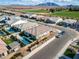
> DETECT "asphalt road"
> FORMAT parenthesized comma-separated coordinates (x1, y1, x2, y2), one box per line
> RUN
(29, 25, 78, 59)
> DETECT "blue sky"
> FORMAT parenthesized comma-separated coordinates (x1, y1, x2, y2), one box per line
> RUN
(0, 0, 79, 5)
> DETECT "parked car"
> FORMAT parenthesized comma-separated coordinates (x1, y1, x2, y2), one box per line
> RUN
(55, 31, 65, 38)
(59, 31, 65, 35)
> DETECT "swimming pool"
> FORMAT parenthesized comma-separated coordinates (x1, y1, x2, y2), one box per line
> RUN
(6, 27, 21, 33)
(24, 32, 36, 41)
(7, 28, 15, 33)
(0, 31, 6, 36)
(19, 36, 31, 45)
(22, 36, 32, 42)
(24, 32, 30, 37)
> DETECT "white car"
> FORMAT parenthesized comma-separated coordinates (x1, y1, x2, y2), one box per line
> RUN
(55, 31, 65, 38)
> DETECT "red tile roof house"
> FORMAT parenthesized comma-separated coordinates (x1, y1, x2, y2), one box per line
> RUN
(0, 39, 8, 58)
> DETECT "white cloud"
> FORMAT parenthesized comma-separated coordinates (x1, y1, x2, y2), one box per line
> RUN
(0, 0, 78, 5)
(54, 0, 72, 2)
(18, 0, 45, 5)
(20, 0, 72, 3)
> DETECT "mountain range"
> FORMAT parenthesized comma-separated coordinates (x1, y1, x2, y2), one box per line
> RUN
(36, 2, 59, 6)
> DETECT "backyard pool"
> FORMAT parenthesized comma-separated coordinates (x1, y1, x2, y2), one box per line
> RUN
(6, 27, 21, 33)
(0, 31, 6, 36)
(24, 32, 30, 37)
(19, 36, 31, 45)
(7, 28, 15, 33)
(24, 32, 36, 41)
(22, 36, 32, 42)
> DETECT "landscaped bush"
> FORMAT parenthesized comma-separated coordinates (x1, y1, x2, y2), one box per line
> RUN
(10, 53, 23, 59)
(64, 48, 76, 58)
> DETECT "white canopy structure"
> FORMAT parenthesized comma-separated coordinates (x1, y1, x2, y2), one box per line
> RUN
(11, 20, 27, 26)
(12, 20, 39, 31)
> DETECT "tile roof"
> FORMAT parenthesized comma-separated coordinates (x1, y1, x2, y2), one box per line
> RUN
(0, 39, 7, 54)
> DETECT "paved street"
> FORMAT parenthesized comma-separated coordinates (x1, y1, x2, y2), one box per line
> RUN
(29, 25, 79, 59)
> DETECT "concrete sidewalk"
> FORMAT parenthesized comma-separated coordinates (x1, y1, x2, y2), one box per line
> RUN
(54, 36, 79, 59)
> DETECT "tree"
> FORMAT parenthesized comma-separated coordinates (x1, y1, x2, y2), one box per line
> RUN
(49, 9, 54, 13)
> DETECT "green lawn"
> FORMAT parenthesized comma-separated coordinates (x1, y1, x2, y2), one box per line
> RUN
(3, 39, 14, 45)
(18, 9, 48, 13)
(18, 9, 79, 19)
(50, 11, 79, 19)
